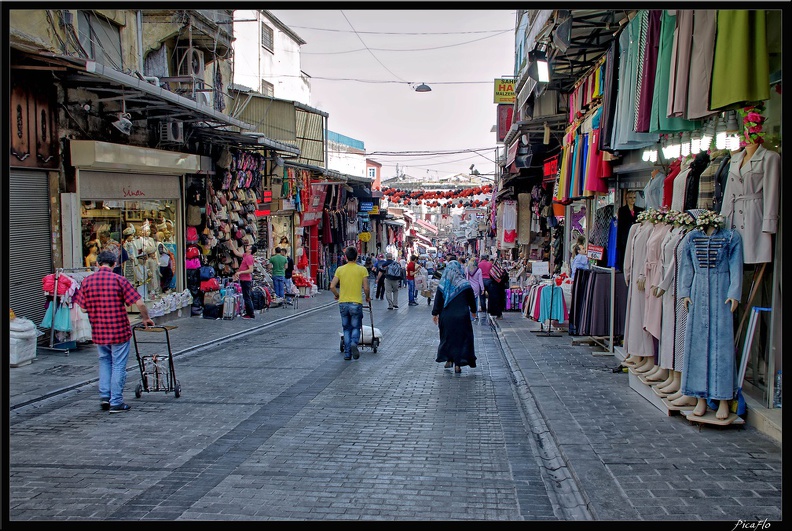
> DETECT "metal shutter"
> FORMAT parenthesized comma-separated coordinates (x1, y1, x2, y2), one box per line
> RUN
(9, 170, 52, 326)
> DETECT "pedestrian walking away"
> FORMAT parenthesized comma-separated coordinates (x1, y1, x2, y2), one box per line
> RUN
(431, 259, 477, 373)
(73, 250, 155, 413)
(330, 246, 371, 360)
(478, 254, 493, 313)
(268, 246, 288, 299)
(374, 253, 386, 300)
(465, 256, 485, 320)
(377, 252, 401, 309)
(233, 244, 257, 319)
(487, 259, 509, 320)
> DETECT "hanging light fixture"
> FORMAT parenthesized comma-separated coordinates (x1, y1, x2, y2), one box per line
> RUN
(527, 44, 550, 83)
(668, 133, 681, 159)
(690, 130, 702, 154)
(680, 131, 691, 157)
(715, 113, 728, 150)
(700, 118, 716, 152)
(413, 83, 432, 93)
(725, 110, 741, 150)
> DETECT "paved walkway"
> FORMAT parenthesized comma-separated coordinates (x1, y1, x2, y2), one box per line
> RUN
(9, 289, 783, 521)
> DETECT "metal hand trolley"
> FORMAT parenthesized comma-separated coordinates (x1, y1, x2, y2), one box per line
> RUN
(339, 300, 381, 353)
(131, 324, 181, 398)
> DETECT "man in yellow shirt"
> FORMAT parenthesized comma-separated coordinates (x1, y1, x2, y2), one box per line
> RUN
(330, 246, 371, 360)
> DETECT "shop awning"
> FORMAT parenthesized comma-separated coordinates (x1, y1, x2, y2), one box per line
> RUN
(411, 231, 433, 245)
(414, 218, 438, 235)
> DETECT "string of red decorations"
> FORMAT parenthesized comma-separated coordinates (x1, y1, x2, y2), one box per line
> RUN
(382, 184, 493, 209)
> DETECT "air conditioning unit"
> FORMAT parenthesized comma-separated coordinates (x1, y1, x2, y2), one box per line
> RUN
(160, 120, 184, 143)
(176, 47, 205, 82)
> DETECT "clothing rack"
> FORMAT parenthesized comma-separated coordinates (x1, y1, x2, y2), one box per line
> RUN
(590, 265, 616, 354)
(40, 267, 94, 356)
(531, 280, 562, 337)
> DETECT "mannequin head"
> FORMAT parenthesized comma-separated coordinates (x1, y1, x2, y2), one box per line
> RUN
(123, 224, 136, 241)
(624, 191, 637, 209)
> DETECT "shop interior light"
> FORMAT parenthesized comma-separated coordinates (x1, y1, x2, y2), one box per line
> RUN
(690, 130, 702, 154)
(649, 149, 658, 163)
(715, 113, 728, 150)
(700, 118, 715, 152)
(725, 110, 741, 151)
(680, 131, 691, 157)
(668, 134, 681, 159)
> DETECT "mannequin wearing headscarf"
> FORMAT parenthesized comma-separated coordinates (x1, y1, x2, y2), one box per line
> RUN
(432, 260, 478, 373)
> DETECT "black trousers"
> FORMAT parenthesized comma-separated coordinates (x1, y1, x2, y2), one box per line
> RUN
(240, 280, 254, 317)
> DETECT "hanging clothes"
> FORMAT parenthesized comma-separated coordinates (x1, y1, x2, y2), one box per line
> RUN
(598, 39, 619, 152)
(636, 10, 662, 132)
(612, 15, 658, 149)
(685, 10, 718, 120)
(709, 10, 770, 111)
(649, 11, 699, 133)
(643, 170, 665, 210)
(667, 10, 694, 118)
(502, 200, 518, 245)
(661, 158, 683, 209)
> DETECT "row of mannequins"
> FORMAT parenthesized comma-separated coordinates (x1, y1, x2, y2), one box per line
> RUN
(88, 219, 175, 299)
(622, 207, 742, 420)
(620, 139, 778, 420)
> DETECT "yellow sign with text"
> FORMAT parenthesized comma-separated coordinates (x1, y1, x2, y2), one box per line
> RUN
(494, 78, 515, 104)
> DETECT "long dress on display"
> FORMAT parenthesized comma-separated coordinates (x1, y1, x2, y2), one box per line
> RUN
(622, 221, 655, 358)
(656, 225, 690, 370)
(642, 222, 673, 339)
(678, 228, 743, 401)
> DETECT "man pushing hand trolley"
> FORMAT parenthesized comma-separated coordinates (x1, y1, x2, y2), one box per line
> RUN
(339, 300, 383, 353)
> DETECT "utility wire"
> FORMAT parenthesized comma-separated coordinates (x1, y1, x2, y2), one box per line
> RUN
(302, 30, 511, 54)
(340, 10, 407, 83)
(287, 25, 512, 35)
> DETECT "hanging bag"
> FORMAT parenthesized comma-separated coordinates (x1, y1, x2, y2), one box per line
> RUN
(490, 262, 504, 283)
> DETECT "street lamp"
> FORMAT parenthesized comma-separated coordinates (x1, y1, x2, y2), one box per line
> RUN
(413, 83, 432, 93)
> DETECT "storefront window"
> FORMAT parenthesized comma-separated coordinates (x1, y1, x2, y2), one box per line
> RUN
(81, 199, 178, 299)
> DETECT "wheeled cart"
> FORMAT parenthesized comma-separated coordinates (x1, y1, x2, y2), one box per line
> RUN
(131, 324, 181, 398)
(339, 301, 382, 353)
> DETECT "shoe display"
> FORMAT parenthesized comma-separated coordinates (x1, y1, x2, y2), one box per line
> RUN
(100, 398, 110, 411)
(109, 403, 131, 413)
(351, 345, 360, 359)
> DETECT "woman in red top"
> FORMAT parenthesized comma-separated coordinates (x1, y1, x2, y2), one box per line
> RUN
(406, 255, 419, 306)
(233, 244, 257, 319)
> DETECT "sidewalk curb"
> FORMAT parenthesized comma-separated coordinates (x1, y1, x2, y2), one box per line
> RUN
(490, 316, 595, 521)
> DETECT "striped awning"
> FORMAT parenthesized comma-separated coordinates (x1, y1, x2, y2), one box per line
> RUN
(414, 218, 438, 235)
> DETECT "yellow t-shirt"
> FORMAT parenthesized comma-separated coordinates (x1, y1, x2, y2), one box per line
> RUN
(333, 262, 370, 303)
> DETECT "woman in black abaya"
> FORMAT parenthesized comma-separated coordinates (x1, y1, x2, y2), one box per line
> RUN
(432, 260, 478, 374)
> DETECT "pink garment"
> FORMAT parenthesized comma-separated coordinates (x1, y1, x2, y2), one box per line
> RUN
(584, 129, 610, 194)
(622, 222, 655, 358)
(642, 223, 673, 339)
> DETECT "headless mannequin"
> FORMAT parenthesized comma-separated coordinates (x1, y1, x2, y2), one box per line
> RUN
(679, 224, 740, 419)
(740, 142, 760, 168)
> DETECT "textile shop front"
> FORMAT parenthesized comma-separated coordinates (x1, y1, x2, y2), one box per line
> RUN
(511, 9, 783, 423)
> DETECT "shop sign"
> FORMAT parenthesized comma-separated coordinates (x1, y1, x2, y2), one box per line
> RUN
(493, 78, 515, 104)
(369, 205, 380, 215)
(497, 104, 514, 143)
(279, 198, 295, 211)
(586, 245, 604, 261)
(359, 201, 373, 212)
(531, 261, 549, 276)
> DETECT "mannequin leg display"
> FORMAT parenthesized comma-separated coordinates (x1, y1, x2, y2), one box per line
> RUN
(634, 357, 656, 373)
(641, 364, 662, 379)
(716, 399, 730, 420)
(692, 398, 708, 416)
(646, 367, 669, 383)
(670, 394, 697, 407)
(624, 355, 642, 366)
(657, 371, 681, 393)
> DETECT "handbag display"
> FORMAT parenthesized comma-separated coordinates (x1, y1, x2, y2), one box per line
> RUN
(53, 303, 72, 332)
(200, 278, 220, 292)
(203, 290, 222, 306)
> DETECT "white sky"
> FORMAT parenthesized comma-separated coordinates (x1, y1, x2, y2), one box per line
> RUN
(269, 9, 516, 182)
